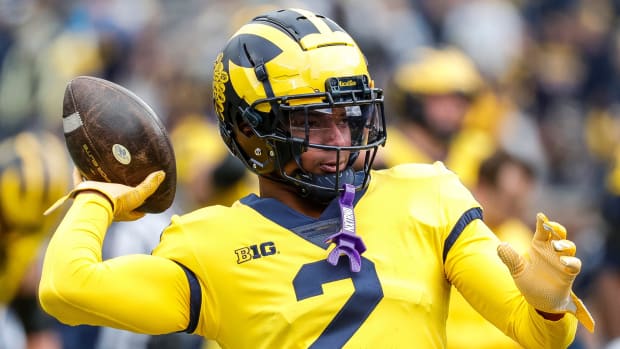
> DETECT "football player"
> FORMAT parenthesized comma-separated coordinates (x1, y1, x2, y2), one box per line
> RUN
(0, 130, 70, 349)
(40, 8, 593, 348)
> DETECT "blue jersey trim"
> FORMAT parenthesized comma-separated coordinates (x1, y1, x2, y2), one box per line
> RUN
(175, 262, 202, 334)
(442, 207, 483, 263)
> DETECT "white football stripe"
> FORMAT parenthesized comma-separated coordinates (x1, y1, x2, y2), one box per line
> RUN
(63, 112, 83, 133)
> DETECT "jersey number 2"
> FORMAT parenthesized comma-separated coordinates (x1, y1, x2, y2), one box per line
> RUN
(293, 258, 383, 348)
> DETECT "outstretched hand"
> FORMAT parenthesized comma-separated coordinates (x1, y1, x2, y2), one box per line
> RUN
(45, 169, 165, 221)
(497, 213, 595, 332)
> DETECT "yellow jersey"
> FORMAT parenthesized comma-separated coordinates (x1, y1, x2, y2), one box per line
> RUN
(40, 162, 576, 348)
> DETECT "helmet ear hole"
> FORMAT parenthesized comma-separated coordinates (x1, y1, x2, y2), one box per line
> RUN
(232, 111, 256, 138)
(239, 121, 254, 137)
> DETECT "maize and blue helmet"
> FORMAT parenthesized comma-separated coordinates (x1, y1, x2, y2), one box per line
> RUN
(213, 8, 387, 203)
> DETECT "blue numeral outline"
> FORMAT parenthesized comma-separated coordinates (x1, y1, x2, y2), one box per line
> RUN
(293, 258, 383, 348)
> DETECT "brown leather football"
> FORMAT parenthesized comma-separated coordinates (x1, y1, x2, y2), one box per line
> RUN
(62, 76, 176, 213)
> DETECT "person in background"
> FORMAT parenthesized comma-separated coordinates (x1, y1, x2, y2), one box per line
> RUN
(590, 145, 620, 349)
(374, 46, 494, 188)
(170, 114, 257, 211)
(0, 129, 71, 349)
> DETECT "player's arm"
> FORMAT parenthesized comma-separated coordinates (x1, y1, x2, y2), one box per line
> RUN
(39, 172, 193, 334)
(445, 217, 578, 349)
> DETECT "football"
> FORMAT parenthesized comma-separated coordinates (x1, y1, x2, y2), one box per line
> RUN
(61, 76, 176, 213)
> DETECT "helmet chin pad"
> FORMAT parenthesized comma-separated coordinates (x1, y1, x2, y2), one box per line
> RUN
(295, 167, 363, 205)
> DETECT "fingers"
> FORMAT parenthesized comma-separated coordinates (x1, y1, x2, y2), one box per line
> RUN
(546, 221, 567, 240)
(534, 213, 567, 241)
(117, 171, 165, 221)
(138, 170, 165, 197)
(560, 256, 582, 274)
(533, 212, 550, 241)
(552, 238, 580, 274)
(552, 239, 576, 256)
(497, 242, 525, 276)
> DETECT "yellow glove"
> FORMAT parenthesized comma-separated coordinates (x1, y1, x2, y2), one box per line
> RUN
(497, 213, 595, 332)
(44, 170, 165, 221)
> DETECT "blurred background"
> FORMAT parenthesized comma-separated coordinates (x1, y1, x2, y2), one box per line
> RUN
(1, 0, 620, 348)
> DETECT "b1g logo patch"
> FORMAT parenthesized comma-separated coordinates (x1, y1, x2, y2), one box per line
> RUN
(235, 241, 277, 264)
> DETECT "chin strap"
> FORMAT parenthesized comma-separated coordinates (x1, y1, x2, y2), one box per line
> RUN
(325, 183, 367, 272)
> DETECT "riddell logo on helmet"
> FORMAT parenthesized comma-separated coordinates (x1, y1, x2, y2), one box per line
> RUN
(339, 80, 357, 87)
(235, 242, 277, 264)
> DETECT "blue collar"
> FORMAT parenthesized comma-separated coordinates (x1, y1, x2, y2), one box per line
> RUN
(239, 186, 367, 248)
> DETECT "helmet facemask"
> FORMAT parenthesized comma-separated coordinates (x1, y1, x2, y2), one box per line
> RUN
(241, 75, 386, 204)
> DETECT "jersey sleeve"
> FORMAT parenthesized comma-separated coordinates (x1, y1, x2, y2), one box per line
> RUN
(430, 162, 577, 347)
(39, 193, 192, 334)
(445, 217, 577, 348)
(151, 206, 235, 339)
(152, 214, 212, 338)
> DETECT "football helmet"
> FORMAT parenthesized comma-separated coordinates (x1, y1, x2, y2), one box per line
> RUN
(0, 131, 70, 235)
(393, 46, 482, 97)
(213, 8, 386, 203)
(389, 46, 482, 140)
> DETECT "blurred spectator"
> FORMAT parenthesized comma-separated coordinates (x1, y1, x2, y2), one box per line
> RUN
(375, 46, 493, 188)
(337, 0, 431, 87)
(439, 1, 548, 178)
(170, 115, 257, 212)
(588, 144, 620, 348)
(518, 0, 607, 215)
(0, 129, 71, 349)
(443, 0, 525, 85)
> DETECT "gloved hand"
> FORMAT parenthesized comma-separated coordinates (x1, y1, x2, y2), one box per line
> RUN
(44, 170, 165, 221)
(497, 213, 595, 332)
